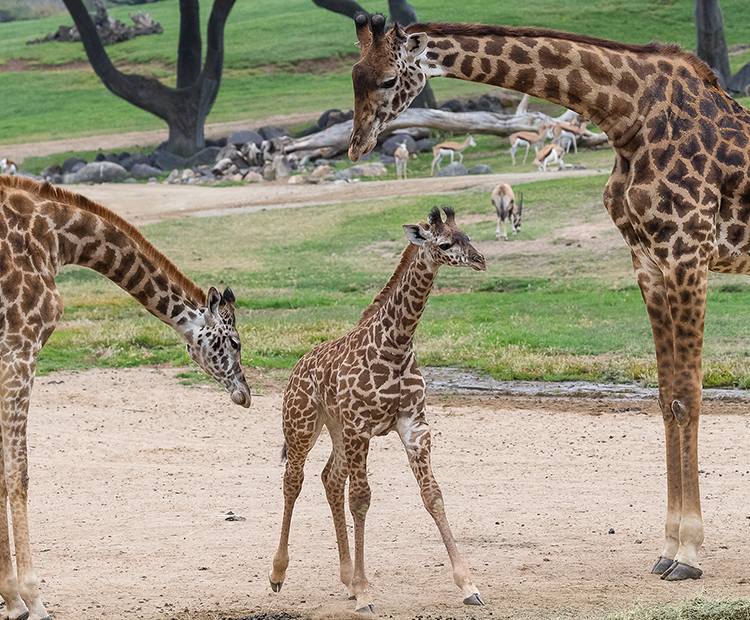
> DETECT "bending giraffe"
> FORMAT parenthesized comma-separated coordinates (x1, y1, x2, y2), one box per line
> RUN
(0, 176, 251, 620)
(269, 207, 486, 613)
(348, 13, 750, 581)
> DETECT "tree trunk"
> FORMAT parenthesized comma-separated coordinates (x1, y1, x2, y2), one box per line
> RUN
(62, 0, 234, 157)
(695, 0, 731, 86)
(285, 108, 609, 157)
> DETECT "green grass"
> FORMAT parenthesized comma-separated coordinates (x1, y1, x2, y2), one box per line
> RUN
(604, 595, 750, 620)
(3, 0, 750, 144)
(34, 174, 750, 388)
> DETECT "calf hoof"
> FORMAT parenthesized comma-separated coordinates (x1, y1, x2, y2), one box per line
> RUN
(355, 604, 376, 614)
(464, 593, 485, 606)
(651, 556, 674, 574)
(661, 561, 703, 581)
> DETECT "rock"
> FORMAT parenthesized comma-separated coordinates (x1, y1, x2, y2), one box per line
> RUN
(347, 162, 388, 178)
(72, 161, 128, 183)
(310, 165, 333, 180)
(216, 145, 249, 169)
(164, 170, 180, 184)
(227, 129, 262, 146)
(62, 157, 87, 174)
(440, 99, 464, 113)
(475, 93, 506, 113)
(151, 149, 186, 172)
(468, 164, 493, 175)
(318, 109, 353, 129)
(119, 152, 150, 171)
(287, 175, 307, 185)
(257, 125, 289, 140)
(131, 163, 163, 180)
(381, 134, 418, 157)
(188, 147, 221, 168)
(244, 171, 263, 183)
(435, 162, 468, 177)
(41, 163, 63, 178)
(271, 154, 292, 179)
(415, 138, 434, 153)
(212, 158, 234, 175)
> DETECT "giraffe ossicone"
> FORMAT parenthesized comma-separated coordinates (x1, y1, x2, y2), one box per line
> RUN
(350, 14, 750, 581)
(269, 206, 485, 613)
(0, 176, 251, 620)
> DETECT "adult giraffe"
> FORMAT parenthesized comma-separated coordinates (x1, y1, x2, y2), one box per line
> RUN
(0, 176, 251, 620)
(349, 13, 750, 581)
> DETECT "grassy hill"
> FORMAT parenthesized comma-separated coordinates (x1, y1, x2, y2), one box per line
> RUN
(3, 0, 750, 145)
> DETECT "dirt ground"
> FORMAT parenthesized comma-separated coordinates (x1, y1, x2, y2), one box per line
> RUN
(8, 133, 750, 620)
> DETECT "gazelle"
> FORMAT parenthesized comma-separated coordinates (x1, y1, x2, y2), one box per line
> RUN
(0, 158, 17, 176)
(508, 124, 551, 165)
(394, 140, 409, 179)
(550, 118, 588, 153)
(430, 134, 475, 174)
(491, 183, 523, 240)
(533, 143, 565, 172)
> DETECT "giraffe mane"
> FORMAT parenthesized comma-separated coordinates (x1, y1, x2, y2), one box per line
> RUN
(406, 22, 722, 90)
(0, 175, 207, 306)
(358, 240, 421, 325)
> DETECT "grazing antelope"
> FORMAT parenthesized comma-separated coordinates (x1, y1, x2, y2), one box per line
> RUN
(550, 118, 588, 153)
(0, 158, 17, 176)
(533, 143, 565, 172)
(491, 183, 523, 240)
(394, 140, 409, 179)
(508, 124, 551, 165)
(430, 134, 475, 174)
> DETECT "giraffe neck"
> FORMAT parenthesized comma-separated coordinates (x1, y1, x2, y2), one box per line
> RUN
(411, 23, 719, 144)
(44, 186, 206, 332)
(364, 246, 437, 355)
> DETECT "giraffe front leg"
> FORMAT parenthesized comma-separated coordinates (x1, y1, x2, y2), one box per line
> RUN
(344, 431, 374, 614)
(397, 413, 483, 606)
(0, 363, 50, 620)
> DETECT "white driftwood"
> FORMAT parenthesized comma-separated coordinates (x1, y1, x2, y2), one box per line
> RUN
(284, 108, 608, 157)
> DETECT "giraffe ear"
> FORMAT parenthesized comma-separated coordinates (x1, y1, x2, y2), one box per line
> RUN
(405, 32, 428, 59)
(207, 286, 222, 316)
(403, 223, 432, 246)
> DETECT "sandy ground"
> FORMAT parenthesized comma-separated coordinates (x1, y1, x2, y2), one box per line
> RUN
(7, 136, 749, 620)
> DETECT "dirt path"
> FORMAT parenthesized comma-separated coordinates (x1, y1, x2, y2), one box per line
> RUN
(30, 367, 750, 620)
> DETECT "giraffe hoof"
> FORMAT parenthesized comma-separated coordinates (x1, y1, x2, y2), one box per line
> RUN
(651, 556, 674, 574)
(355, 603, 376, 614)
(269, 579, 283, 592)
(11, 613, 29, 620)
(464, 593, 485, 606)
(661, 561, 703, 581)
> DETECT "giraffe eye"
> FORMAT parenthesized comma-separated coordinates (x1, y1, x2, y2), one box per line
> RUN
(381, 77, 397, 89)
(438, 242, 453, 251)
(230, 337, 240, 351)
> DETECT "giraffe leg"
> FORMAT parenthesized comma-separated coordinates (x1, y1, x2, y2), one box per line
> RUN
(631, 250, 705, 579)
(269, 390, 323, 594)
(0, 361, 49, 620)
(320, 422, 354, 597)
(0, 441, 28, 620)
(343, 429, 374, 613)
(396, 413, 483, 606)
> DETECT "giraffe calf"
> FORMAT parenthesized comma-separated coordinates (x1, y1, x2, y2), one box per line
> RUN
(269, 206, 486, 613)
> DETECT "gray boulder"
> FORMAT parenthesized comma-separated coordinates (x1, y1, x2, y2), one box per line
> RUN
(119, 152, 150, 171)
(435, 162, 468, 177)
(72, 161, 128, 183)
(468, 164, 493, 175)
(257, 125, 289, 140)
(415, 138, 434, 153)
(381, 134, 418, 157)
(62, 157, 87, 174)
(151, 149, 186, 172)
(227, 129, 262, 146)
(131, 163, 163, 180)
(188, 147, 221, 168)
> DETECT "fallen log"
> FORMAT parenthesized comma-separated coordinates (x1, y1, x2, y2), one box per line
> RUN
(284, 107, 609, 157)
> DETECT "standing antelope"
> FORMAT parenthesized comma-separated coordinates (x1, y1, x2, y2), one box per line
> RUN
(430, 134, 475, 174)
(491, 183, 523, 240)
(394, 140, 409, 180)
(0, 158, 17, 176)
(508, 124, 551, 165)
(533, 143, 565, 172)
(550, 118, 588, 153)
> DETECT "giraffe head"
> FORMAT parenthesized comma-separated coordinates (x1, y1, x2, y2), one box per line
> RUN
(349, 13, 428, 161)
(403, 206, 486, 271)
(184, 287, 252, 408)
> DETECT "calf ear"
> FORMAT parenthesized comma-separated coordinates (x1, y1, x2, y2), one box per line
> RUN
(403, 223, 432, 245)
(405, 32, 428, 59)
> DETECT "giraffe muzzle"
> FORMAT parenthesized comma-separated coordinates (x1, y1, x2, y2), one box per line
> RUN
(231, 389, 251, 408)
